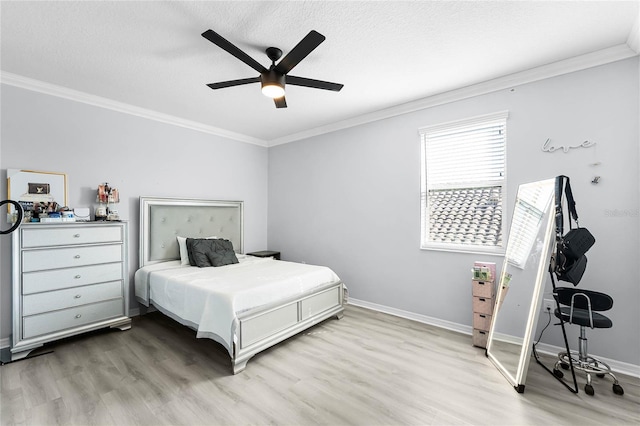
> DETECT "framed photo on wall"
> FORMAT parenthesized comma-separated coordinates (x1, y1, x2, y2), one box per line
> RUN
(7, 169, 68, 222)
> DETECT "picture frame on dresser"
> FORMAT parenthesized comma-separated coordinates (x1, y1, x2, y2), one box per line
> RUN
(7, 221, 131, 362)
(7, 169, 68, 223)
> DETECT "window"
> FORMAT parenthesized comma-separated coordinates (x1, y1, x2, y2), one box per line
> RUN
(420, 111, 508, 253)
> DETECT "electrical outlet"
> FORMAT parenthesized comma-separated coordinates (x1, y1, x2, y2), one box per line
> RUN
(542, 298, 555, 313)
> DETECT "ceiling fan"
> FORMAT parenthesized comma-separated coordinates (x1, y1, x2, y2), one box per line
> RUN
(201, 29, 344, 108)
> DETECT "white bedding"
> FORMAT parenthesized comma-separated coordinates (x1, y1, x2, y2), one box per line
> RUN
(134, 255, 341, 354)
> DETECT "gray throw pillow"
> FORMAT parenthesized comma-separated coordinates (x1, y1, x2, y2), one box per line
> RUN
(186, 238, 238, 267)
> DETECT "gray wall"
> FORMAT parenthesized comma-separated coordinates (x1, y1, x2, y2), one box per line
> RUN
(0, 84, 269, 340)
(268, 57, 639, 365)
(1, 58, 638, 368)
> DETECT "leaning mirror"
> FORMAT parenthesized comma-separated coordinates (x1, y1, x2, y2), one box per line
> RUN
(486, 178, 556, 392)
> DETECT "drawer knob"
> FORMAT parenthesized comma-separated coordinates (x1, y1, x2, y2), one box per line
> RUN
(74, 255, 81, 259)
(74, 294, 82, 299)
(74, 234, 80, 238)
(75, 314, 82, 319)
(74, 275, 81, 279)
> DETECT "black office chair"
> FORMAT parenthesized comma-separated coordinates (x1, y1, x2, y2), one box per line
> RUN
(551, 287, 624, 396)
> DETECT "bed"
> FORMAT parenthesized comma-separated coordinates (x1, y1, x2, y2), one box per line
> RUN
(134, 197, 346, 373)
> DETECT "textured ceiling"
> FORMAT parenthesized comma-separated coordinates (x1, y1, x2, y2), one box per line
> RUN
(1, 1, 638, 145)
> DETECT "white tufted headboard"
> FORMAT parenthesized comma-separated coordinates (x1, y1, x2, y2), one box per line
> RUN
(139, 196, 244, 267)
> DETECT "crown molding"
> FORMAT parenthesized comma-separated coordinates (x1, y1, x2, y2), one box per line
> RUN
(627, 15, 640, 54)
(268, 43, 638, 147)
(0, 71, 268, 147)
(2, 41, 637, 149)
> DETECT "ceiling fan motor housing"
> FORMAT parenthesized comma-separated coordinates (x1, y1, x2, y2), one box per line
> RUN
(261, 70, 286, 90)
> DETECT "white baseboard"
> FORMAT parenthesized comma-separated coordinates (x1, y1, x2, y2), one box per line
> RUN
(348, 298, 640, 378)
(348, 298, 473, 336)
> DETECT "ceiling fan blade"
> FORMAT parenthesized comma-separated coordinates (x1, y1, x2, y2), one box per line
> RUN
(274, 96, 287, 108)
(274, 30, 325, 75)
(206, 77, 260, 90)
(286, 75, 343, 92)
(202, 29, 267, 74)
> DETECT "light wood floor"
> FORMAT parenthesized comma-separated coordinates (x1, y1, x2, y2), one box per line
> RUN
(1, 305, 638, 425)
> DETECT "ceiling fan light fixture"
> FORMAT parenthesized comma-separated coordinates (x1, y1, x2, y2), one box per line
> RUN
(261, 71, 286, 98)
(261, 83, 285, 98)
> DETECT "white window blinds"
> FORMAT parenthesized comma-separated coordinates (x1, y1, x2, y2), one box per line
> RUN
(420, 111, 508, 251)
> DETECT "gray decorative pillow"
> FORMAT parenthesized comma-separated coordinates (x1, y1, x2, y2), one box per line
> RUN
(186, 238, 238, 267)
(206, 244, 239, 267)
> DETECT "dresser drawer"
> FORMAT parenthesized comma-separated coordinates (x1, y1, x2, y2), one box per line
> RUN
(21, 226, 122, 248)
(472, 280, 494, 298)
(472, 296, 494, 315)
(473, 312, 492, 331)
(23, 281, 123, 316)
(22, 299, 124, 339)
(22, 245, 122, 272)
(472, 329, 489, 348)
(23, 263, 123, 294)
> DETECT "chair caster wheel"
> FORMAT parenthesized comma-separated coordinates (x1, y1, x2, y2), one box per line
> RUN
(585, 384, 595, 396)
(560, 362, 570, 370)
(553, 369, 564, 379)
(613, 384, 624, 395)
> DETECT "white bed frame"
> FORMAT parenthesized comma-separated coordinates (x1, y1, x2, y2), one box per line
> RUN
(137, 197, 345, 373)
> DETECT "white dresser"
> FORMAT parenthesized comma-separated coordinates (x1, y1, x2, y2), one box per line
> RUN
(10, 222, 131, 361)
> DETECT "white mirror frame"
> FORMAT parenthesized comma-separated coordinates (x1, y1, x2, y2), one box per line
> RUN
(486, 179, 557, 392)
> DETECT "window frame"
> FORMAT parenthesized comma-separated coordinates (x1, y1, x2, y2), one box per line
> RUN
(419, 111, 509, 255)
